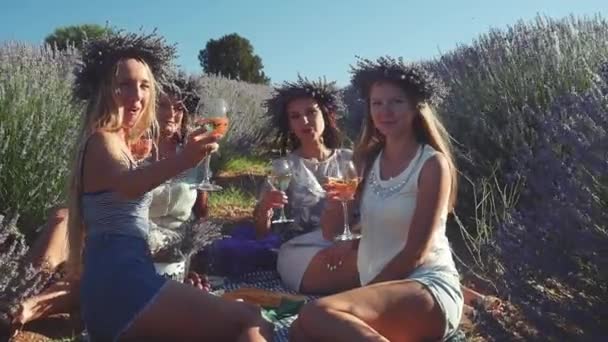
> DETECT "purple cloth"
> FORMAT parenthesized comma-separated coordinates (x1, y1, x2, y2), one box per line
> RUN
(205, 224, 281, 277)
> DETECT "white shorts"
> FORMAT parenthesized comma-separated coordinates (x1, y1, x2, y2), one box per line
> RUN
(276, 230, 333, 291)
(408, 267, 464, 340)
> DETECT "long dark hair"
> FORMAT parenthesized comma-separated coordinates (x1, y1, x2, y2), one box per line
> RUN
(265, 76, 344, 154)
(275, 97, 342, 154)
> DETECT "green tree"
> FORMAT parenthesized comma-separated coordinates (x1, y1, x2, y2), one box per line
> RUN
(198, 33, 270, 84)
(45, 24, 114, 50)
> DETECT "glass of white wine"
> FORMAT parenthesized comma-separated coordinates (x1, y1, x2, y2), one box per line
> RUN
(269, 159, 294, 224)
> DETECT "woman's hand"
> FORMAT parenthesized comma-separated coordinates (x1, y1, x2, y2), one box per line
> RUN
(259, 189, 288, 212)
(318, 241, 357, 272)
(323, 177, 357, 201)
(181, 127, 220, 168)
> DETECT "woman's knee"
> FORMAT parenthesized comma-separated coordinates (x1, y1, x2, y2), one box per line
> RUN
(296, 299, 333, 331)
(48, 207, 68, 220)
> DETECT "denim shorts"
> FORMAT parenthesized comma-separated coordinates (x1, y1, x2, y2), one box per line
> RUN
(81, 233, 167, 341)
(408, 266, 464, 340)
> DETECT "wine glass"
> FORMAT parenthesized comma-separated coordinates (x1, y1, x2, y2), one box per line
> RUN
(131, 129, 153, 164)
(193, 98, 230, 191)
(269, 159, 294, 224)
(328, 159, 361, 241)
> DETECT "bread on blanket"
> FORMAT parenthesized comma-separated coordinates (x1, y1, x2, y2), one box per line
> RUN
(222, 287, 305, 308)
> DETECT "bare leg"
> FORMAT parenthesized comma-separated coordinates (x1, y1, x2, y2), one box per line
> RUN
(462, 286, 486, 306)
(121, 280, 273, 341)
(299, 243, 359, 294)
(26, 207, 69, 269)
(289, 317, 312, 342)
(292, 280, 444, 342)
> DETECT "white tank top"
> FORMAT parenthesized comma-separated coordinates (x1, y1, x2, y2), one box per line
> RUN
(357, 144, 458, 285)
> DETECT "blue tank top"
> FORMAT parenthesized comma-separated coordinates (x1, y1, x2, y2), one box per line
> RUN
(82, 190, 152, 240)
(80, 148, 153, 240)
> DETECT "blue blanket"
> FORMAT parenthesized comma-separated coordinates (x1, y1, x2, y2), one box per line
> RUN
(211, 270, 317, 342)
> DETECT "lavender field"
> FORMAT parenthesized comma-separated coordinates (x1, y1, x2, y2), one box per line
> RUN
(1, 15, 606, 340)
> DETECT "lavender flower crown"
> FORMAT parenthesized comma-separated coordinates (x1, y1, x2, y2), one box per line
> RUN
(265, 75, 343, 127)
(73, 30, 177, 100)
(161, 71, 201, 114)
(350, 56, 448, 106)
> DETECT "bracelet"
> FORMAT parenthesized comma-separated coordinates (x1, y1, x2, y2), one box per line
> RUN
(326, 259, 343, 272)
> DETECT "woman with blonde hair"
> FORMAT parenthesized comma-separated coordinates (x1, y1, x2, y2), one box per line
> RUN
(292, 56, 463, 341)
(67, 32, 271, 341)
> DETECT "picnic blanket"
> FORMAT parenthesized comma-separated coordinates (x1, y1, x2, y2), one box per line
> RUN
(211, 270, 318, 341)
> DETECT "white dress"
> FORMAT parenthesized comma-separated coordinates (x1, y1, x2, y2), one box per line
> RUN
(147, 167, 199, 254)
(272, 149, 353, 291)
(358, 144, 463, 339)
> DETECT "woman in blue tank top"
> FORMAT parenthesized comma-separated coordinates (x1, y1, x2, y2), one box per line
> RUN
(65, 32, 271, 341)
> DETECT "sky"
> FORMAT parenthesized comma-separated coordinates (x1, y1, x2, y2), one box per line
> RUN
(1, 0, 606, 86)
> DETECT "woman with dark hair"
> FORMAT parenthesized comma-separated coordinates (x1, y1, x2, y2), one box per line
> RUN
(253, 76, 359, 294)
(291, 57, 463, 341)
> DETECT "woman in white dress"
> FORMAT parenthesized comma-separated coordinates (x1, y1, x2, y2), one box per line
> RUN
(291, 57, 464, 341)
(146, 75, 209, 257)
(253, 76, 359, 294)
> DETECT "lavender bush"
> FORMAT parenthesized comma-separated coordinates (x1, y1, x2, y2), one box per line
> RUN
(430, 14, 608, 180)
(489, 76, 607, 340)
(0, 212, 51, 323)
(0, 42, 82, 235)
(457, 71, 607, 340)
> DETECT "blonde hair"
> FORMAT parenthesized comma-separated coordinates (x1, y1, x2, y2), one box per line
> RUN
(354, 84, 458, 211)
(66, 58, 157, 277)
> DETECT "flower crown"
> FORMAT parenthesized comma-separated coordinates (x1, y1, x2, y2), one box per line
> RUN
(265, 75, 343, 127)
(350, 56, 448, 106)
(160, 71, 200, 114)
(73, 30, 177, 100)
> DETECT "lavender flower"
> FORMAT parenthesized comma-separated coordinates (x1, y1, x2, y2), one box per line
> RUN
(0, 213, 51, 320)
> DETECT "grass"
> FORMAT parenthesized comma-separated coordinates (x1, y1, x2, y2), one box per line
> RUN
(211, 151, 270, 176)
(207, 186, 257, 219)
(218, 154, 270, 176)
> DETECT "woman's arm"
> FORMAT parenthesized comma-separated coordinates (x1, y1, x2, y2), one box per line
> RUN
(369, 154, 452, 284)
(83, 130, 216, 199)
